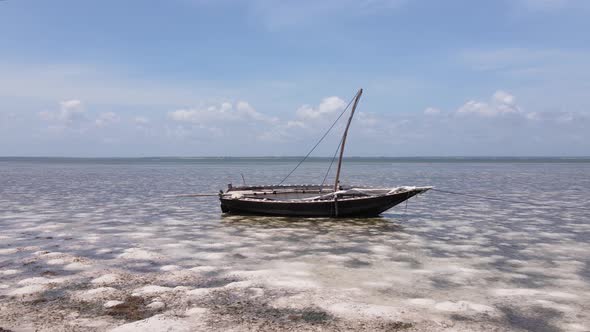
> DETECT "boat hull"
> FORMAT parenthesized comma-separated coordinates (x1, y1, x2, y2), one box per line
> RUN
(220, 188, 426, 217)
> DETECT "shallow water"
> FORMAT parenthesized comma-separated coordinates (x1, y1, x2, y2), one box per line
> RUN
(1, 158, 589, 331)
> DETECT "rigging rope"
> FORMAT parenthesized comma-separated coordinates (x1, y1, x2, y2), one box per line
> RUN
(276, 93, 356, 186)
(320, 135, 344, 190)
(430, 188, 590, 212)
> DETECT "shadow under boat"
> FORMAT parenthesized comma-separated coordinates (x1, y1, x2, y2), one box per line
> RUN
(219, 211, 407, 234)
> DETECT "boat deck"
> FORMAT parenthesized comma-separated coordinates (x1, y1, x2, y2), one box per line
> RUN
(223, 184, 431, 202)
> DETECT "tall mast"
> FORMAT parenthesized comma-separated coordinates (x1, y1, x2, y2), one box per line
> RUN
(334, 88, 363, 192)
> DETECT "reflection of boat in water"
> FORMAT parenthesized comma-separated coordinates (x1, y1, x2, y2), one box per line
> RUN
(219, 89, 431, 217)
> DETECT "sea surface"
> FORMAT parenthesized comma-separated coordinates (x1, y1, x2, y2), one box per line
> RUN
(0, 157, 589, 331)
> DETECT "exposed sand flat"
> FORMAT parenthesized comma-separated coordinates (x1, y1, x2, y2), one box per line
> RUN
(92, 274, 122, 285)
(109, 314, 202, 332)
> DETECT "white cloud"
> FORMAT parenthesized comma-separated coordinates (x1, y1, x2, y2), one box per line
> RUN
(525, 112, 541, 121)
(458, 48, 590, 117)
(169, 101, 276, 125)
(424, 107, 441, 115)
(39, 99, 86, 124)
(556, 113, 575, 123)
(456, 101, 494, 117)
(357, 112, 379, 126)
(492, 90, 516, 105)
(296, 96, 346, 120)
(167, 101, 280, 141)
(235, 101, 278, 123)
(95, 112, 120, 127)
(133, 116, 150, 125)
(253, 96, 349, 143)
(456, 91, 521, 117)
(7, 89, 590, 156)
(286, 120, 305, 128)
(38, 101, 123, 130)
(60, 99, 83, 111)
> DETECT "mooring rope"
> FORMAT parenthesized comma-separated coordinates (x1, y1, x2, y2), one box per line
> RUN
(430, 188, 590, 212)
(276, 93, 357, 186)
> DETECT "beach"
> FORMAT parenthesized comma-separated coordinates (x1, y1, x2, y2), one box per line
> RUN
(1, 158, 589, 331)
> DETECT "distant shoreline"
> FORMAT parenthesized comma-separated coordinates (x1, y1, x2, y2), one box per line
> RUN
(2, 156, 590, 163)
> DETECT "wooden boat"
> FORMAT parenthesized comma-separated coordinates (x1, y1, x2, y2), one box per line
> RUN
(219, 89, 431, 217)
(220, 184, 431, 217)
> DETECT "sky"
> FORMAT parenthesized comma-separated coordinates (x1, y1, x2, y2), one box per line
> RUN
(0, 0, 589, 157)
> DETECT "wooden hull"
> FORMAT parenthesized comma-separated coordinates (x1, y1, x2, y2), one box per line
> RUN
(220, 188, 425, 217)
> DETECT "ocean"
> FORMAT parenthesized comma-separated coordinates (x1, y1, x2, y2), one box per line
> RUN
(0, 157, 589, 331)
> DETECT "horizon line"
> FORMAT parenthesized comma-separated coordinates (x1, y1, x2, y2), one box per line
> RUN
(2, 156, 590, 159)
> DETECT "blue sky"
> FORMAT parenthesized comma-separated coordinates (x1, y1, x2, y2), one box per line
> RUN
(1, 0, 589, 156)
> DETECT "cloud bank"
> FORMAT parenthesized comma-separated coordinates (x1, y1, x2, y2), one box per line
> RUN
(3, 89, 586, 157)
